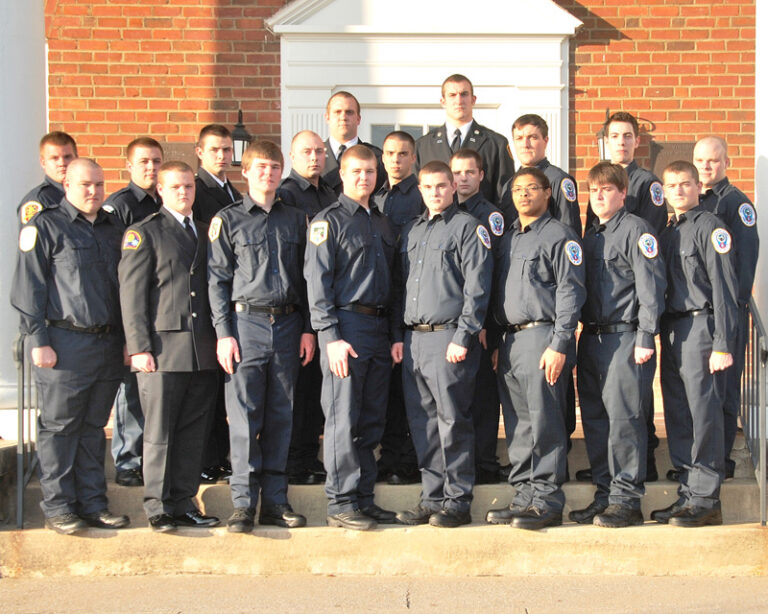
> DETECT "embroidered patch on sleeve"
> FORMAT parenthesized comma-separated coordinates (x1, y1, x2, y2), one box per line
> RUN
(208, 216, 223, 242)
(309, 220, 329, 246)
(561, 178, 577, 203)
(650, 182, 664, 207)
(711, 228, 732, 254)
(19, 226, 38, 252)
(638, 233, 658, 258)
(488, 212, 504, 236)
(565, 240, 583, 265)
(476, 225, 492, 250)
(20, 201, 42, 225)
(122, 230, 142, 251)
(738, 203, 756, 227)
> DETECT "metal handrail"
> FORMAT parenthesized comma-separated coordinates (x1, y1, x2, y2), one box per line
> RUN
(742, 298, 768, 525)
(13, 334, 39, 529)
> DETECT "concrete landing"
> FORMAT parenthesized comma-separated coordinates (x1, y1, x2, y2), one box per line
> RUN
(2, 522, 767, 579)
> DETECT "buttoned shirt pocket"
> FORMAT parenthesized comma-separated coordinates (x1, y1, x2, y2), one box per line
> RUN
(236, 231, 268, 277)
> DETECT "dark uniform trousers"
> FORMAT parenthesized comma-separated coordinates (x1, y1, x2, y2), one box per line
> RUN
(577, 331, 653, 508)
(660, 313, 726, 508)
(287, 351, 324, 474)
(724, 305, 749, 460)
(139, 370, 217, 517)
(226, 310, 303, 509)
(403, 329, 479, 512)
(320, 310, 391, 515)
(497, 324, 569, 513)
(35, 327, 123, 517)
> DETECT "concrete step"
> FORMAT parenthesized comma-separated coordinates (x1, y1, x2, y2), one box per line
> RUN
(2, 522, 766, 578)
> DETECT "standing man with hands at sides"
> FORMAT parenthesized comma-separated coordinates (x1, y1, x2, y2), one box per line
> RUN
(693, 136, 759, 480)
(415, 74, 515, 205)
(12, 158, 129, 535)
(104, 136, 164, 489)
(17, 131, 78, 226)
(322, 91, 385, 195)
(208, 141, 314, 533)
(193, 124, 241, 485)
(305, 145, 399, 531)
(651, 161, 738, 527)
(449, 148, 505, 485)
(392, 160, 493, 527)
(485, 167, 585, 531)
(569, 162, 666, 528)
(119, 161, 220, 532)
(279, 130, 337, 220)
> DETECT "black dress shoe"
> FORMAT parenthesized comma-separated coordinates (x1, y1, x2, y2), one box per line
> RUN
(574, 468, 592, 482)
(512, 507, 562, 531)
(666, 468, 682, 482)
(650, 501, 686, 524)
(81, 509, 131, 529)
(327, 510, 377, 531)
(45, 513, 88, 535)
(593, 504, 644, 528)
(259, 503, 307, 528)
(395, 505, 436, 525)
(568, 500, 606, 524)
(429, 508, 471, 528)
(227, 507, 255, 533)
(361, 504, 398, 523)
(149, 514, 177, 533)
(200, 465, 231, 483)
(486, 504, 528, 525)
(115, 468, 143, 487)
(646, 458, 659, 482)
(174, 510, 220, 528)
(725, 458, 736, 480)
(668, 505, 723, 527)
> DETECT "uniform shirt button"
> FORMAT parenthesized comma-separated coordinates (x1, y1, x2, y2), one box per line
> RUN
(190, 291, 196, 297)
(192, 312, 198, 318)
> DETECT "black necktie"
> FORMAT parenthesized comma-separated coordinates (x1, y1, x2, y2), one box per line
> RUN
(222, 181, 234, 203)
(450, 129, 462, 152)
(183, 216, 197, 249)
(337, 144, 346, 162)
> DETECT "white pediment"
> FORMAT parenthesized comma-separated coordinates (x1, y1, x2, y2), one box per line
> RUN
(267, 0, 582, 36)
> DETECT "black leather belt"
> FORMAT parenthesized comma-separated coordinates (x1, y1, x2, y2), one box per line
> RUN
(664, 308, 712, 320)
(47, 320, 115, 335)
(583, 322, 637, 335)
(233, 302, 297, 315)
(406, 323, 458, 332)
(338, 304, 388, 317)
(505, 321, 552, 333)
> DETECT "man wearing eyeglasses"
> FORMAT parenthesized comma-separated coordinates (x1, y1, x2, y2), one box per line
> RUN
(485, 167, 585, 531)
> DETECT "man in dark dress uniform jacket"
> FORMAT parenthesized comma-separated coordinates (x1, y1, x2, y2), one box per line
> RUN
(119, 161, 219, 532)
(415, 74, 515, 205)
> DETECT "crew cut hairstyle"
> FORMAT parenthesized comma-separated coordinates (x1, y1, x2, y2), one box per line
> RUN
(450, 148, 483, 169)
(663, 160, 699, 184)
(441, 74, 474, 97)
(383, 130, 416, 150)
(511, 166, 549, 190)
(158, 160, 194, 181)
(40, 131, 77, 155)
(587, 162, 629, 192)
(512, 114, 549, 139)
(340, 143, 376, 167)
(242, 140, 284, 170)
(419, 160, 453, 183)
(127, 136, 163, 159)
(198, 124, 232, 146)
(326, 91, 361, 115)
(605, 111, 639, 138)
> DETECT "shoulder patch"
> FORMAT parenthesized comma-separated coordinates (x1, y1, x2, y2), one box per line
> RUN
(711, 227, 732, 254)
(738, 203, 756, 227)
(488, 212, 504, 236)
(476, 225, 492, 250)
(565, 240, 583, 265)
(208, 216, 222, 242)
(637, 233, 658, 259)
(19, 226, 38, 252)
(560, 178, 577, 203)
(122, 229, 142, 251)
(650, 182, 664, 207)
(102, 204, 115, 214)
(309, 220, 329, 246)
(20, 201, 43, 225)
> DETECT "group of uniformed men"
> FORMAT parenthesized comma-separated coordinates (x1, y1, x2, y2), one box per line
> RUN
(13, 73, 758, 535)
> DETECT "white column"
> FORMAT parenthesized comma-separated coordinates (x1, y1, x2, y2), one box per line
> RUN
(0, 0, 47, 436)
(755, 0, 768, 315)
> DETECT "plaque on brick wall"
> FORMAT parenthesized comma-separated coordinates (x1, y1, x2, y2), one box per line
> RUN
(160, 142, 198, 170)
(650, 141, 695, 179)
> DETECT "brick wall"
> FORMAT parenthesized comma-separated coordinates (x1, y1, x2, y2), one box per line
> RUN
(45, 0, 290, 192)
(45, 0, 755, 199)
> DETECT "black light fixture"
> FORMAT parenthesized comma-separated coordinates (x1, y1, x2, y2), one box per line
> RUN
(596, 108, 611, 161)
(231, 109, 252, 166)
